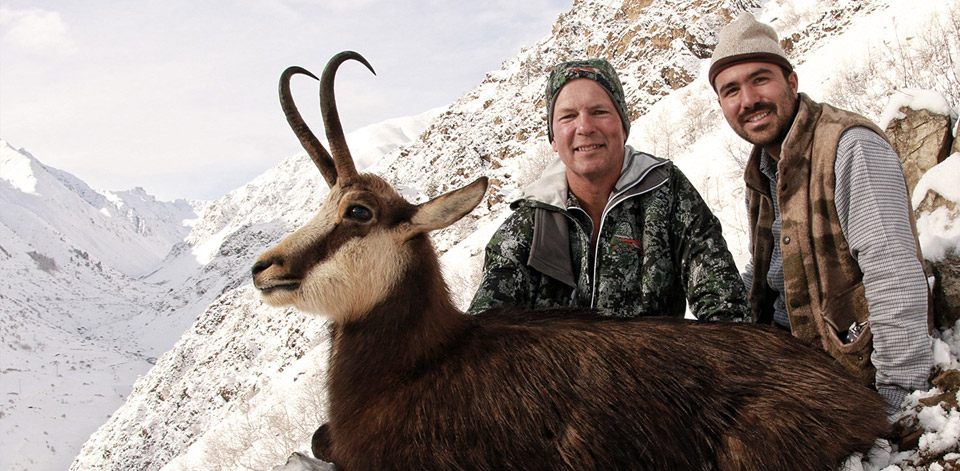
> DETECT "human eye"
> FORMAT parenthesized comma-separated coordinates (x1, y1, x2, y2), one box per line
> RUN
(721, 86, 738, 99)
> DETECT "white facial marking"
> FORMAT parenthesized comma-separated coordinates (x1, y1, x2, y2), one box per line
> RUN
(298, 228, 408, 323)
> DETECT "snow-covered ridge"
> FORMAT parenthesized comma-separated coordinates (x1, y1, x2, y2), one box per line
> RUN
(0, 140, 199, 276)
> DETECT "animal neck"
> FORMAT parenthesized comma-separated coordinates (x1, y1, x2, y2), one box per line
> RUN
(329, 236, 471, 388)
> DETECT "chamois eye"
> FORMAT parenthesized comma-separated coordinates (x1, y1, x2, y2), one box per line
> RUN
(345, 205, 373, 222)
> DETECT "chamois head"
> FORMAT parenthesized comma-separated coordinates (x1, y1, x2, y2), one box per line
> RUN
(251, 51, 488, 323)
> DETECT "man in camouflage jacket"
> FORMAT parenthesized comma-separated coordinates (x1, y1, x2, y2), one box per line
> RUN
(468, 58, 749, 322)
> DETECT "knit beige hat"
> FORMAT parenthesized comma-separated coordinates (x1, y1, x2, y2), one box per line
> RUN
(708, 12, 792, 90)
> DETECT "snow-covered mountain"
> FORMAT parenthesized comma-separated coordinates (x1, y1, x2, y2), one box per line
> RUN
(0, 106, 444, 471)
(3, 0, 959, 470)
(0, 141, 200, 276)
(0, 141, 200, 471)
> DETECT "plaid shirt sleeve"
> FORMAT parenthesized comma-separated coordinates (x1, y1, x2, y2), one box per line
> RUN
(834, 126, 933, 411)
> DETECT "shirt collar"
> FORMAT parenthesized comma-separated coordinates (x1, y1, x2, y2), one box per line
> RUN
(758, 148, 779, 179)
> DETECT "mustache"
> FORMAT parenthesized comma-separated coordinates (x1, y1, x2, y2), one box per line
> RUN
(738, 102, 777, 122)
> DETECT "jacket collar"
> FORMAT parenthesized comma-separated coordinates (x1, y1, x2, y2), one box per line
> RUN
(519, 145, 672, 289)
(517, 145, 666, 210)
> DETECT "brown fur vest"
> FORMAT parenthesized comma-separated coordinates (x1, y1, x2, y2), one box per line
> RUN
(743, 93, 921, 385)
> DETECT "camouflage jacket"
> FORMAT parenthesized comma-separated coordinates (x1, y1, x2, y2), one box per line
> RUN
(468, 146, 750, 321)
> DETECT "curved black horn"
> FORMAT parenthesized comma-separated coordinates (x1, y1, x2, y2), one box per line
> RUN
(320, 51, 376, 186)
(280, 66, 338, 187)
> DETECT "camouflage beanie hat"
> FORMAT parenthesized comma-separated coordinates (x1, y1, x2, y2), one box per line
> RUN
(546, 58, 630, 142)
(708, 12, 792, 90)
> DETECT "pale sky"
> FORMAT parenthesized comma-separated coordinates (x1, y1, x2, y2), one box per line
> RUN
(0, 0, 570, 201)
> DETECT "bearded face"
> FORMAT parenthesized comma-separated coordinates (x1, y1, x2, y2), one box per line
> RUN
(715, 62, 799, 155)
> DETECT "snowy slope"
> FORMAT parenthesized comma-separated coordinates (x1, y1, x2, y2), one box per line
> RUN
(7, 0, 952, 470)
(0, 143, 200, 471)
(0, 107, 441, 470)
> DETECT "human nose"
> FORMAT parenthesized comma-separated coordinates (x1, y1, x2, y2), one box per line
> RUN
(575, 114, 597, 134)
(739, 84, 761, 110)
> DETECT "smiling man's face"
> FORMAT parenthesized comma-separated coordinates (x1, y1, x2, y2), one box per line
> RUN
(551, 78, 626, 187)
(715, 61, 799, 158)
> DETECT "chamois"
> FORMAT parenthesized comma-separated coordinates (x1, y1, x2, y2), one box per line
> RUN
(252, 51, 889, 471)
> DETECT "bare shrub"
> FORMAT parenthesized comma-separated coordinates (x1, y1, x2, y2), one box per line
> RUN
(516, 140, 556, 189)
(197, 369, 328, 471)
(445, 251, 486, 311)
(27, 251, 58, 272)
(720, 130, 753, 173)
(777, 0, 851, 31)
(822, 46, 886, 118)
(681, 87, 721, 147)
(641, 107, 682, 160)
(823, 4, 960, 120)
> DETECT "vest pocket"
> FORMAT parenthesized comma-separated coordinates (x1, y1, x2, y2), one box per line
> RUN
(828, 322, 875, 385)
(820, 282, 869, 337)
(820, 282, 875, 385)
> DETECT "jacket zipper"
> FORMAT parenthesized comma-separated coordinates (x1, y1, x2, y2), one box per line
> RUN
(587, 160, 671, 308)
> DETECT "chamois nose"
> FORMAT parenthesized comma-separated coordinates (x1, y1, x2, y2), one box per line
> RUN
(251, 259, 271, 278)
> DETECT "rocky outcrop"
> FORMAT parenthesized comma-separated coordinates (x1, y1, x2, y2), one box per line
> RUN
(914, 172, 959, 328)
(885, 98, 959, 328)
(885, 106, 953, 199)
(930, 254, 960, 328)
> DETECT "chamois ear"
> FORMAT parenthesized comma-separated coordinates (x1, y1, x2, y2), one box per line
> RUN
(409, 177, 488, 234)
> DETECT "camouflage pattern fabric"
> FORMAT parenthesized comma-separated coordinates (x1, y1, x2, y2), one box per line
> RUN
(469, 153, 750, 322)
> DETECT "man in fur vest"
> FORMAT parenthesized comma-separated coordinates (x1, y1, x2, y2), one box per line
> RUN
(710, 12, 933, 414)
